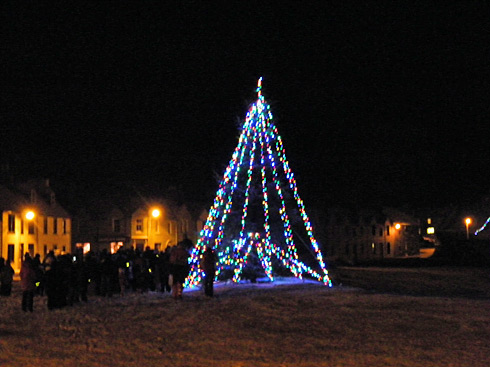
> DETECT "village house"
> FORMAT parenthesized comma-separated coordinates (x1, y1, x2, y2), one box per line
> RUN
(72, 196, 207, 255)
(323, 207, 422, 264)
(0, 179, 71, 274)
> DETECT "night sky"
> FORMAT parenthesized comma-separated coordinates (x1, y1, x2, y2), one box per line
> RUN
(1, 2, 490, 211)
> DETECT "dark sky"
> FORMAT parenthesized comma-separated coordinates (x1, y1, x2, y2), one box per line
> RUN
(1, 1, 490, 210)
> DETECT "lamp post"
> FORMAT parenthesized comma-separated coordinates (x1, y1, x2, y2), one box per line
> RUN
(465, 217, 471, 240)
(25, 210, 36, 258)
(148, 208, 161, 249)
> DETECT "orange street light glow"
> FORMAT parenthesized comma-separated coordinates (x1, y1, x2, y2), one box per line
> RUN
(151, 209, 161, 218)
(25, 211, 35, 220)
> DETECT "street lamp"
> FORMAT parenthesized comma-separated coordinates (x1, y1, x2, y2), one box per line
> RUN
(25, 211, 35, 220)
(465, 217, 472, 240)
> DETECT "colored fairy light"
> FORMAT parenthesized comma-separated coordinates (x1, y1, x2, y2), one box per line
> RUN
(185, 78, 332, 288)
(475, 217, 490, 236)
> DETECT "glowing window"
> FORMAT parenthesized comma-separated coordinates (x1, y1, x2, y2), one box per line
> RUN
(8, 214, 15, 233)
(76, 242, 91, 254)
(28, 221, 35, 234)
(110, 241, 124, 254)
(427, 227, 435, 234)
(136, 219, 143, 232)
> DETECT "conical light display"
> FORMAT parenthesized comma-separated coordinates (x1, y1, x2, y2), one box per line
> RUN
(185, 78, 332, 288)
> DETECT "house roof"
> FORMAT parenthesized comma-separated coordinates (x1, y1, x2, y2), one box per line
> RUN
(325, 206, 419, 226)
(0, 184, 29, 212)
(0, 183, 70, 218)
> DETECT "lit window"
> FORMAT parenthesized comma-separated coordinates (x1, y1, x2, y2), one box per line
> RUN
(8, 214, 15, 233)
(427, 227, 435, 234)
(110, 241, 124, 254)
(28, 221, 35, 234)
(136, 219, 143, 232)
(8, 244, 14, 262)
(76, 242, 91, 254)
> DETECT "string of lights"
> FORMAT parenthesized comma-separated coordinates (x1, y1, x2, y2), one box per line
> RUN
(474, 217, 490, 236)
(185, 78, 332, 288)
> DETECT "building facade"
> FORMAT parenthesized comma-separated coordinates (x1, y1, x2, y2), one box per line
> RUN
(72, 197, 207, 254)
(0, 180, 71, 273)
(324, 207, 422, 264)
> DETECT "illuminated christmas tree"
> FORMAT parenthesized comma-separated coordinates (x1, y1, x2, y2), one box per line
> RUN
(185, 78, 332, 288)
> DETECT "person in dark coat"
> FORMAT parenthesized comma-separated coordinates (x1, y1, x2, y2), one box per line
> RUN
(0, 258, 14, 296)
(20, 254, 37, 312)
(75, 256, 89, 302)
(99, 250, 116, 297)
(32, 254, 44, 296)
(202, 247, 216, 297)
(157, 248, 171, 293)
(169, 243, 190, 300)
(43, 251, 58, 310)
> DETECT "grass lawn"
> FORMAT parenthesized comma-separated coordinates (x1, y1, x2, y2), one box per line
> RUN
(0, 266, 489, 367)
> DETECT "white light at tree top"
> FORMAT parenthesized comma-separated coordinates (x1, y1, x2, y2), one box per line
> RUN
(185, 78, 332, 288)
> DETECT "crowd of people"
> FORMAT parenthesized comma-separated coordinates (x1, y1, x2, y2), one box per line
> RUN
(0, 242, 217, 313)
